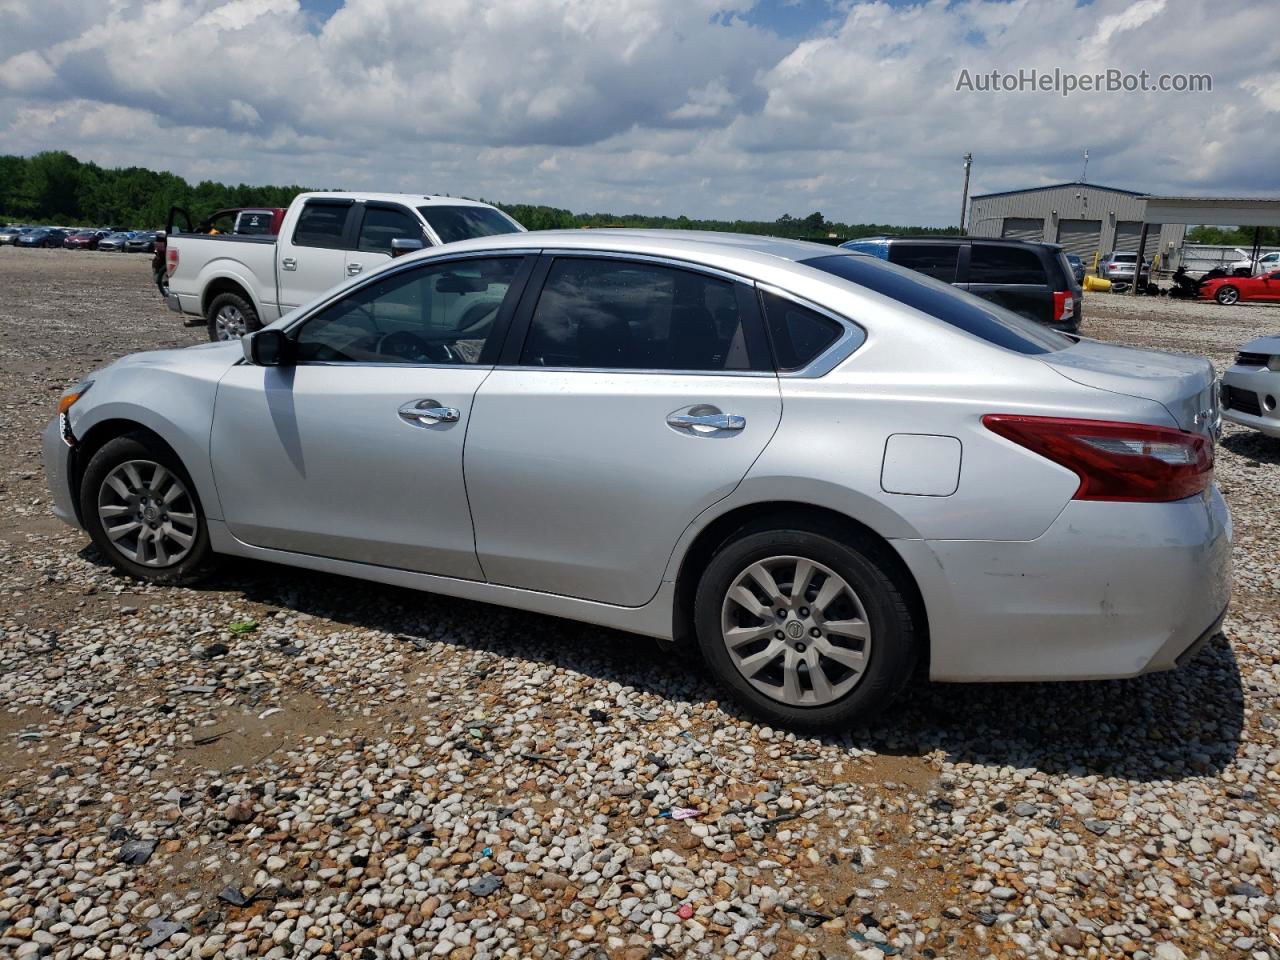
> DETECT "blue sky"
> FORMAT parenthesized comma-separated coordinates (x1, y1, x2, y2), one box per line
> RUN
(2, 0, 1275, 224)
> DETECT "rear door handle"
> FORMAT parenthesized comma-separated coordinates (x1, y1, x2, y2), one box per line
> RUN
(347, 262, 363, 276)
(667, 412, 746, 431)
(399, 399, 460, 426)
(281, 257, 297, 271)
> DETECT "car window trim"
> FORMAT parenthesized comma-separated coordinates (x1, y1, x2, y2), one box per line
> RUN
(753, 282, 866, 378)
(281, 251, 538, 368)
(495, 251, 775, 375)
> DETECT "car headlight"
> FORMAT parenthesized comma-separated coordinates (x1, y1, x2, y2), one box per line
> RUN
(58, 379, 94, 415)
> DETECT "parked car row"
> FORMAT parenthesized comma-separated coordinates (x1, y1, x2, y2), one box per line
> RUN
(0, 224, 160, 251)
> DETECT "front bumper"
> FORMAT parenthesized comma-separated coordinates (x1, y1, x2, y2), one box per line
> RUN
(42, 416, 80, 528)
(1220, 367, 1280, 438)
(896, 486, 1232, 682)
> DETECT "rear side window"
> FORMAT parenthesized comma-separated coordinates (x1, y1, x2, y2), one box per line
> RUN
(520, 258, 753, 371)
(760, 292, 844, 370)
(292, 202, 350, 249)
(969, 245, 1047, 285)
(887, 243, 959, 283)
(357, 205, 421, 255)
(802, 253, 1069, 355)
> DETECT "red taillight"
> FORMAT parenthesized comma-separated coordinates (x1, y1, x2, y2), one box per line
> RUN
(1052, 291, 1074, 324)
(982, 415, 1213, 502)
(166, 247, 179, 277)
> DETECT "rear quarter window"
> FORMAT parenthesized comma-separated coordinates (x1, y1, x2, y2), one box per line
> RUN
(292, 202, 351, 249)
(803, 253, 1070, 355)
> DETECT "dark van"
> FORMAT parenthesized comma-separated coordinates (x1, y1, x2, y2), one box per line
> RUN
(839, 236, 1082, 333)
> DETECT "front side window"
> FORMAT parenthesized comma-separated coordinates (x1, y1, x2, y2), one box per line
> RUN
(519, 258, 752, 371)
(357, 205, 422, 254)
(419, 206, 521, 244)
(887, 243, 960, 283)
(294, 257, 522, 364)
(292, 202, 351, 249)
(968, 245, 1047, 285)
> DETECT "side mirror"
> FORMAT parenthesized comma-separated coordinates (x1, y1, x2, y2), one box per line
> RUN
(391, 237, 424, 258)
(242, 329, 291, 366)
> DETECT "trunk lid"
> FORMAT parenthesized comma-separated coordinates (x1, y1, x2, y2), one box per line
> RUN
(1040, 338, 1219, 436)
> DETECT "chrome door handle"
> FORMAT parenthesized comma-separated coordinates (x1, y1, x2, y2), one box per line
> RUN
(281, 257, 297, 271)
(399, 400, 460, 426)
(347, 262, 363, 276)
(667, 413, 746, 431)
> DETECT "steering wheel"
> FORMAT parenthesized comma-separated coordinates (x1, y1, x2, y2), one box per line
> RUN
(457, 300, 499, 335)
(376, 330, 459, 364)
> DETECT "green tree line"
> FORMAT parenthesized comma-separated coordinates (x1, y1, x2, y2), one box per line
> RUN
(1186, 224, 1280, 246)
(0, 150, 961, 239)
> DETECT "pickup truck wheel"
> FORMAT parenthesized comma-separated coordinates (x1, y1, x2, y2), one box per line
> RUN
(207, 292, 260, 342)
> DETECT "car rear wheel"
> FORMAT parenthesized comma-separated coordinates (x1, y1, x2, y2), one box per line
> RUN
(1215, 286, 1240, 305)
(694, 525, 917, 731)
(207, 291, 260, 342)
(80, 433, 214, 585)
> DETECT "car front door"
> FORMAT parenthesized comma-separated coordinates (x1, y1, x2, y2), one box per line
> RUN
(211, 253, 532, 578)
(275, 198, 357, 313)
(344, 202, 430, 282)
(464, 254, 782, 607)
(1258, 271, 1280, 301)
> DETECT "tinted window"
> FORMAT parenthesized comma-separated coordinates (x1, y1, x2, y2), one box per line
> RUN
(419, 206, 520, 244)
(295, 257, 522, 364)
(520, 258, 752, 371)
(357, 206, 421, 255)
(802, 253, 1069, 355)
(968, 245, 1047, 285)
(888, 243, 959, 282)
(236, 211, 275, 236)
(292, 202, 350, 249)
(760, 292, 845, 370)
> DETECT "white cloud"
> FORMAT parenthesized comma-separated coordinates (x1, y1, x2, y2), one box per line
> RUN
(0, 0, 1276, 224)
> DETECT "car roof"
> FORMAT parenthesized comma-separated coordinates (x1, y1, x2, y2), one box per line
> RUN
(295, 191, 499, 209)
(444, 228, 849, 261)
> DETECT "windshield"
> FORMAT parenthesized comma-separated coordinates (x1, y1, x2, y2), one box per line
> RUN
(418, 206, 520, 244)
(802, 253, 1071, 355)
(1113, 253, 1136, 263)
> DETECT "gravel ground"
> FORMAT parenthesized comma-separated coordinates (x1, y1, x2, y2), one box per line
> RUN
(1, 248, 1278, 960)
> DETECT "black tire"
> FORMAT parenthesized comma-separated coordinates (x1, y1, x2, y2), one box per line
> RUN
(1215, 285, 1239, 306)
(80, 432, 214, 585)
(693, 523, 918, 731)
(206, 291, 260, 342)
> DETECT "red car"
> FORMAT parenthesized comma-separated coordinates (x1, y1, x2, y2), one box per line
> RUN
(1201, 270, 1280, 305)
(62, 229, 111, 250)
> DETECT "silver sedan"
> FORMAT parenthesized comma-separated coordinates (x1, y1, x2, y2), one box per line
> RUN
(43, 231, 1231, 730)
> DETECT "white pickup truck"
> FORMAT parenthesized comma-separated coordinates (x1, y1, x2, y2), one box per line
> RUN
(164, 192, 525, 341)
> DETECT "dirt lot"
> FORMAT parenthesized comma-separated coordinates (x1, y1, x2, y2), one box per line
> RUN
(0, 247, 1278, 960)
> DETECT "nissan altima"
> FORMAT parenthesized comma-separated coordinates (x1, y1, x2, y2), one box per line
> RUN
(43, 231, 1231, 730)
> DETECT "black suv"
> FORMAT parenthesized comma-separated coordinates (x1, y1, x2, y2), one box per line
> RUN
(839, 236, 1082, 333)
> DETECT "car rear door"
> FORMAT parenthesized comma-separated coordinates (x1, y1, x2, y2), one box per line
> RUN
(275, 198, 357, 313)
(464, 253, 782, 607)
(212, 253, 534, 578)
(963, 243, 1052, 325)
(886, 241, 962, 287)
(344, 202, 430, 281)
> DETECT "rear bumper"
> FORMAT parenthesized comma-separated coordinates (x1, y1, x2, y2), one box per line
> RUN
(896, 486, 1232, 682)
(165, 292, 183, 314)
(41, 417, 80, 528)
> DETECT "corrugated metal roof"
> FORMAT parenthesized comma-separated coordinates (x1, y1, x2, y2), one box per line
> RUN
(970, 181, 1147, 200)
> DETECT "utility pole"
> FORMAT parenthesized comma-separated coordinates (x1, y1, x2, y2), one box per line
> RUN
(960, 152, 973, 234)
(1080, 148, 1089, 183)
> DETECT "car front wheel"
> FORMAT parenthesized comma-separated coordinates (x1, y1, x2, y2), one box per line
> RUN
(80, 433, 214, 584)
(1215, 286, 1240, 305)
(694, 525, 918, 731)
